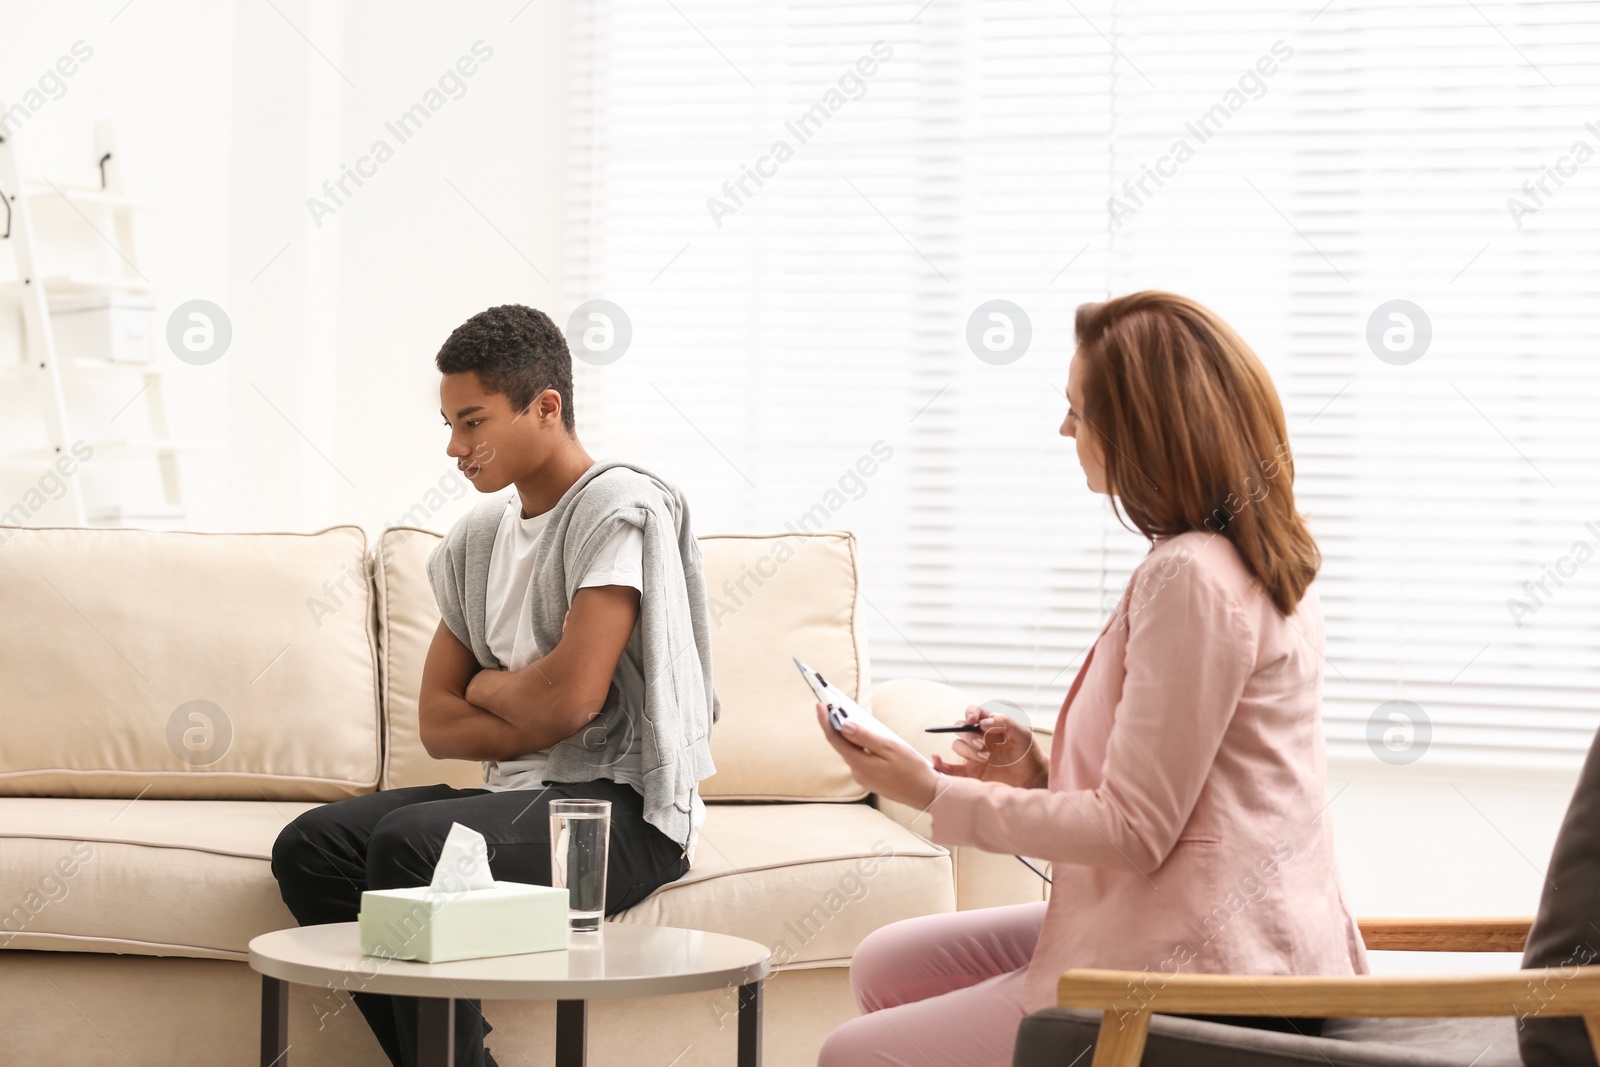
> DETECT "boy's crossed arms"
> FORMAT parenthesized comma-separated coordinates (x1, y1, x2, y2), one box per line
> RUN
(417, 584, 641, 762)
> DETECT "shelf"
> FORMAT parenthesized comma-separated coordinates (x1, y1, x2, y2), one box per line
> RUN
(23, 181, 151, 212)
(0, 275, 157, 296)
(4, 438, 216, 463)
(0, 357, 166, 381)
(4, 121, 187, 528)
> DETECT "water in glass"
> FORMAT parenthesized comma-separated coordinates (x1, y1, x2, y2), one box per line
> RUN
(550, 800, 610, 932)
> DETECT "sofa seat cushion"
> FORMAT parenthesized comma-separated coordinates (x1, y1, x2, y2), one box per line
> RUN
(0, 797, 951, 968)
(0, 796, 319, 959)
(617, 801, 953, 967)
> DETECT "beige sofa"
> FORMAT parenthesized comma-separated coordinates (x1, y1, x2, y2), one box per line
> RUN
(0, 521, 1050, 1066)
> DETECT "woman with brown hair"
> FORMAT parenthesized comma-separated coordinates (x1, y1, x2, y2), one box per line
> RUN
(816, 291, 1369, 1065)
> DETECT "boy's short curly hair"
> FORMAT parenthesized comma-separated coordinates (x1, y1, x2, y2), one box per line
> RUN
(436, 305, 575, 431)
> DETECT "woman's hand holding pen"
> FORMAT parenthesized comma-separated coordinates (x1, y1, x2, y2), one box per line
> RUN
(931, 704, 1048, 789)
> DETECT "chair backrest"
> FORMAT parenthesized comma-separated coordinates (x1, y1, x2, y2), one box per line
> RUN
(376, 526, 872, 801)
(1520, 726, 1600, 1066)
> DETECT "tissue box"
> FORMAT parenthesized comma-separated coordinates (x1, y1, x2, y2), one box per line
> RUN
(358, 880, 570, 963)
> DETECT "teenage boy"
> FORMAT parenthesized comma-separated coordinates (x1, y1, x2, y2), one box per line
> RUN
(270, 304, 719, 1067)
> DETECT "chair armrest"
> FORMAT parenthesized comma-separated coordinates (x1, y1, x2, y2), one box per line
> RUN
(1058, 964, 1600, 1018)
(868, 677, 1052, 911)
(1057, 965, 1600, 1067)
(1357, 916, 1532, 952)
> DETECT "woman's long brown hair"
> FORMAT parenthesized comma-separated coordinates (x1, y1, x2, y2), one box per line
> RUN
(1074, 291, 1319, 615)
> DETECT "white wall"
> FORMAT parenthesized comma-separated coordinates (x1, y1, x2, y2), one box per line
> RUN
(0, 0, 569, 539)
(1326, 756, 1574, 974)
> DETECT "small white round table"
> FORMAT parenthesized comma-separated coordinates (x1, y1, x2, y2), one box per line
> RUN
(248, 921, 772, 1067)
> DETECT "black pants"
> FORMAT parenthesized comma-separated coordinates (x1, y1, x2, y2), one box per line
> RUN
(270, 778, 690, 1067)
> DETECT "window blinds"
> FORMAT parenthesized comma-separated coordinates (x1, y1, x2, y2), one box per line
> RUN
(565, 0, 1600, 768)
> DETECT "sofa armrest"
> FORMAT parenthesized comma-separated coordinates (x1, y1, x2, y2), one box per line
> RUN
(868, 677, 1052, 911)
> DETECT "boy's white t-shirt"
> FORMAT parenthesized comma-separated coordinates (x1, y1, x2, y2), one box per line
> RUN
(481, 491, 705, 864)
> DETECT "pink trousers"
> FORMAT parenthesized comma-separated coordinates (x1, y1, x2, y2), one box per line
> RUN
(817, 900, 1048, 1067)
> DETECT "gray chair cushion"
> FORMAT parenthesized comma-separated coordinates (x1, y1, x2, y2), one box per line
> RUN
(1520, 726, 1600, 1067)
(1012, 1009, 1520, 1067)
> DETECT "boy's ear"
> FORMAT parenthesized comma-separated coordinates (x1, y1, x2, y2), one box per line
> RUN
(533, 388, 563, 424)
(510, 391, 547, 424)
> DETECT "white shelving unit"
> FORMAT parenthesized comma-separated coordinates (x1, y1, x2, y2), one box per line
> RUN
(0, 115, 190, 528)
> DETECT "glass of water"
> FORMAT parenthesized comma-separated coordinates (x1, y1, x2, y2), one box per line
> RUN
(549, 799, 611, 932)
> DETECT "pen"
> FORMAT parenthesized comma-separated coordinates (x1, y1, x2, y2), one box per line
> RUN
(924, 723, 984, 733)
(1016, 855, 1052, 882)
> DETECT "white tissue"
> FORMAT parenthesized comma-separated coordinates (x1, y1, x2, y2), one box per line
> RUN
(429, 821, 495, 893)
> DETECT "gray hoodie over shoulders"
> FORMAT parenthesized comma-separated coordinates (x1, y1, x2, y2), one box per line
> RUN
(425, 460, 720, 850)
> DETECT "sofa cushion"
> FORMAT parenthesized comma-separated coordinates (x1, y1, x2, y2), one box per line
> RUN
(695, 532, 869, 801)
(615, 801, 951, 966)
(374, 527, 486, 791)
(0, 796, 319, 958)
(377, 522, 871, 801)
(0, 796, 950, 968)
(0, 524, 382, 801)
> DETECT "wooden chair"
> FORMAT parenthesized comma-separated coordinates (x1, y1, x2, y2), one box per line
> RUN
(1045, 916, 1587, 1066)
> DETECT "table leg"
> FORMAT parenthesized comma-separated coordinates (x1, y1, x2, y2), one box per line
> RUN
(417, 996, 456, 1067)
(738, 981, 763, 1067)
(555, 999, 587, 1067)
(260, 976, 288, 1067)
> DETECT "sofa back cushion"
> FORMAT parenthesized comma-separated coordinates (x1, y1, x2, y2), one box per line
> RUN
(695, 532, 868, 800)
(374, 527, 484, 790)
(377, 525, 869, 801)
(0, 524, 382, 800)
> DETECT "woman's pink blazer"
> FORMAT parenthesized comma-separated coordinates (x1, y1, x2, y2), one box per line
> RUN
(926, 529, 1370, 1015)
